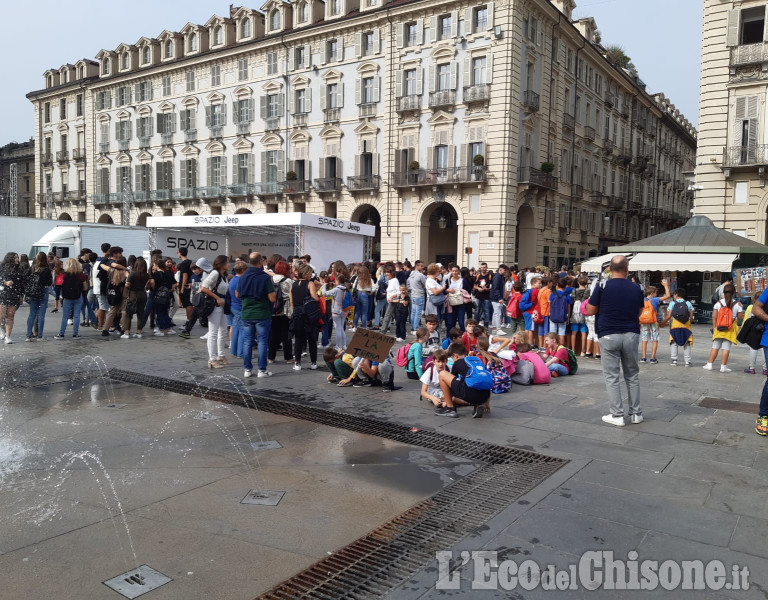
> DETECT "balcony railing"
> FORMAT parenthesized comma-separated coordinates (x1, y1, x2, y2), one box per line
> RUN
(428, 90, 456, 109)
(464, 84, 490, 103)
(209, 126, 223, 139)
(563, 113, 575, 130)
(265, 117, 280, 131)
(617, 146, 632, 162)
(139, 137, 151, 149)
(522, 90, 540, 111)
(293, 113, 308, 127)
(347, 175, 381, 191)
(72, 148, 85, 161)
(98, 143, 110, 154)
(56, 150, 69, 163)
(41, 153, 53, 164)
(171, 188, 196, 200)
(517, 166, 557, 190)
(721, 145, 768, 168)
(359, 103, 377, 117)
(604, 92, 615, 107)
(571, 184, 584, 199)
(633, 156, 649, 172)
(253, 182, 279, 196)
(149, 189, 172, 201)
(92, 194, 110, 205)
(236, 123, 251, 136)
(323, 108, 341, 123)
(583, 126, 596, 142)
(132, 191, 149, 202)
(66, 190, 84, 202)
(315, 177, 343, 192)
(118, 140, 130, 151)
(160, 133, 173, 146)
(393, 166, 487, 187)
(185, 129, 197, 142)
(397, 95, 421, 112)
(197, 186, 224, 198)
(730, 42, 768, 67)
(279, 179, 311, 194)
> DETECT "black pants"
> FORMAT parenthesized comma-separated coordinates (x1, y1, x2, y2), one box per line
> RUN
(294, 324, 319, 364)
(269, 315, 293, 361)
(183, 310, 208, 333)
(395, 311, 408, 339)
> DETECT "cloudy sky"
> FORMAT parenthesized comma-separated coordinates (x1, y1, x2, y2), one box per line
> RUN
(0, 0, 702, 147)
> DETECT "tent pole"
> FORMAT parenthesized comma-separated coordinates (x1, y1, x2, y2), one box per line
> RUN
(295, 225, 302, 257)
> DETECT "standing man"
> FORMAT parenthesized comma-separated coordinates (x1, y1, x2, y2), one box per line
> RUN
(585, 255, 644, 427)
(176, 247, 194, 323)
(93, 243, 111, 330)
(474, 262, 492, 327)
(407, 261, 427, 334)
(490, 264, 508, 335)
(237, 252, 276, 378)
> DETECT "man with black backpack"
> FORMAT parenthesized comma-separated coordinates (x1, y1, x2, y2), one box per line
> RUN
(179, 259, 210, 338)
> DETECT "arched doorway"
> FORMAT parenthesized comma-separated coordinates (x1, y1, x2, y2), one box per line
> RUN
(352, 204, 381, 262)
(58, 213, 72, 221)
(516, 204, 537, 268)
(421, 202, 459, 265)
(183, 210, 199, 216)
(97, 214, 114, 224)
(136, 212, 152, 226)
(235, 208, 252, 214)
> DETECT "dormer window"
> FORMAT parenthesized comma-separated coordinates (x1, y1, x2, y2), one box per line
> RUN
(142, 46, 150, 64)
(78, 66, 84, 78)
(329, 0, 342, 16)
(46, 75, 52, 87)
(269, 10, 281, 31)
(213, 25, 223, 45)
(164, 39, 173, 58)
(188, 32, 198, 52)
(298, 2, 308, 23)
(102, 60, 110, 75)
(241, 18, 252, 38)
(121, 53, 129, 70)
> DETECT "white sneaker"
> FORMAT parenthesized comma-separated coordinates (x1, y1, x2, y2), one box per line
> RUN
(244, 369, 253, 378)
(496, 329, 507, 335)
(293, 364, 302, 371)
(0, 332, 4, 340)
(702, 363, 713, 371)
(200, 333, 209, 340)
(601, 414, 626, 427)
(310, 363, 318, 370)
(120, 333, 130, 339)
(168, 328, 176, 334)
(132, 333, 142, 339)
(412, 331, 418, 336)
(396, 337, 405, 342)
(349, 327, 356, 332)
(3, 337, 12, 345)
(68, 319, 74, 325)
(257, 370, 273, 378)
(720, 365, 732, 373)
(25, 337, 33, 342)
(630, 414, 644, 424)
(154, 331, 165, 337)
(154, 327, 160, 334)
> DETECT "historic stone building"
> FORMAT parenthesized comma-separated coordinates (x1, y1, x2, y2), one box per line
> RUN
(0, 140, 36, 218)
(28, 0, 695, 267)
(696, 0, 768, 242)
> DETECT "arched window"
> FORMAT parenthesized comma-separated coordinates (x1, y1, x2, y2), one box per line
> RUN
(164, 39, 173, 58)
(121, 52, 129, 70)
(78, 66, 84, 78)
(270, 10, 280, 31)
(102, 60, 110, 75)
(241, 18, 252, 38)
(142, 46, 150, 64)
(213, 25, 223, 45)
(189, 32, 198, 52)
(298, 2, 308, 22)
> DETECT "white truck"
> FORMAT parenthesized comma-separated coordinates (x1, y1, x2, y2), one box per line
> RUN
(29, 223, 149, 259)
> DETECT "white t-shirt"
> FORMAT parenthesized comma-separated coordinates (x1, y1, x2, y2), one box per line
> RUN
(202, 270, 229, 296)
(715, 299, 742, 321)
(419, 364, 443, 398)
(386, 276, 400, 300)
(426, 277, 443, 298)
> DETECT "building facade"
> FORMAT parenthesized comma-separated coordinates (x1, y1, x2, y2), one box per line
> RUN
(28, 0, 695, 267)
(697, 0, 768, 243)
(0, 140, 36, 218)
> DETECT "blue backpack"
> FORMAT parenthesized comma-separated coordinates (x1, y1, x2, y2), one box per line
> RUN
(462, 356, 494, 391)
(342, 290, 355, 310)
(549, 291, 569, 324)
(488, 360, 511, 394)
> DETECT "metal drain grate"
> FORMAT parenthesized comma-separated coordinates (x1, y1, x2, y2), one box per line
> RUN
(698, 396, 757, 415)
(257, 462, 561, 599)
(103, 565, 172, 599)
(107, 369, 563, 467)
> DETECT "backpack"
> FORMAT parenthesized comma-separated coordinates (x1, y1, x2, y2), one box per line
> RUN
(715, 303, 734, 332)
(558, 345, 579, 375)
(670, 300, 690, 324)
(395, 343, 413, 368)
(487, 360, 511, 394)
(106, 280, 124, 307)
(571, 299, 585, 324)
(461, 356, 494, 390)
(61, 273, 82, 300)
(192, 290, 216, 319)
(531, 307, 544, 325)
(506, 292, 522, 319)
(25, 271, 46, 299)
(549, 291, 569, 324)
(376, 277, 388, 300)
(272, 277, 286, 315)
(342, 289, 355, 310)
(153, 285, 171, 306)
(639, 298, 657, 325)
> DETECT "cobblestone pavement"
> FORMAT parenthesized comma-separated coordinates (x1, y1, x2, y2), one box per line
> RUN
(2, 304, 767, 598)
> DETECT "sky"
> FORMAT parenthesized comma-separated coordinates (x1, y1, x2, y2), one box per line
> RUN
(0, 0, 703, 147)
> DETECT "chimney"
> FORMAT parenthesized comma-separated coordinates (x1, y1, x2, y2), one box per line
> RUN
(230, 4, 240, 17)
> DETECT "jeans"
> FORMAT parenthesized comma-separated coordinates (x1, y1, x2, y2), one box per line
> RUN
(27, 297, 47, 338)
(491, 301, 505, 329)
(242, 318, 271, 372)
(332, 314, 347, 348)
(760, 347, 768, 417)
(86, 289, 97, 323)
(326, 358, 353, 380)
(154, 300, 172, 331)
(59, 297, 83, 336)
(381, 302, 396, 333)
(230, 307, 244, 358)
(548, 363, 569, 376)
(410, 296, 425, 331)
(354, 293, 370, 328)
(599, 332, 641, 417)
(476, 299, 493, 325)
(322, 312, 333, 347)
(447, 305, 466, 332)
(373, 297, 387, 327)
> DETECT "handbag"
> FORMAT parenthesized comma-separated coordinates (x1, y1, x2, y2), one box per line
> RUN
(447, 291, 464, 306)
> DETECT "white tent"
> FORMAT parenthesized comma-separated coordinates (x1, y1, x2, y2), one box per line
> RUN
(578, 252, 633, 273)
(628, 252, 738, 272)
(146, 212, 375, 269)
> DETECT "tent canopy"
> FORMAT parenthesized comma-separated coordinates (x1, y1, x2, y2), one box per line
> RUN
(628, 252, 738, 272)
(579, 252, 632, 273)
(608, 216, 768, 254)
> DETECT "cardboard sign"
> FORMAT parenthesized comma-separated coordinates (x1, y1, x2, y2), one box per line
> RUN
(346, 328, 396, 363)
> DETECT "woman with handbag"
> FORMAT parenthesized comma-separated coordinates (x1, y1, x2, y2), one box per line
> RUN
(24, 252, 53, 341)
(200, 255, 230, 368)
(268, 260, 294, 363)
(445, 266, 466, 332)
(120, 257, 149, 339)
(352, 265, 374, 331)
(290, 262, 321, 370)
(149, 256, 177, 338)
(424, 263, 448, 327)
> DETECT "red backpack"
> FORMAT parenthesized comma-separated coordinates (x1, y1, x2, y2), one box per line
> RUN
(506, 292, 522, 319)
(715, 303, 734, 332)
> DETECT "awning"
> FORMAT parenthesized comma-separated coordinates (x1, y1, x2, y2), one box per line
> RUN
(579, 252, 633, 273)
(628, 252, 738, 272)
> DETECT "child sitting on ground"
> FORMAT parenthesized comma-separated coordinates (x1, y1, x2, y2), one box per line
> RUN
(542, 332, 571, 377)
(406, 327, 429, 380)
(423, 315, 441, 354)
(661, 286, 694, 367)
(420, 349, 449, 407)
(461, 319, 478, 352)
(443, 327, 463, 350)
(324, 346, 355, 384)
(434, 343, 493, 419)
(350, 356, 395, 391)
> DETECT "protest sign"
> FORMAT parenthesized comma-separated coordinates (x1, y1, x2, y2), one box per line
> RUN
(346, 328, 396, 363)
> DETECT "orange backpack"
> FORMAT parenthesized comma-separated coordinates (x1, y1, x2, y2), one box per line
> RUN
(639, 298, 657, 325)
(715, 303, 734, 331)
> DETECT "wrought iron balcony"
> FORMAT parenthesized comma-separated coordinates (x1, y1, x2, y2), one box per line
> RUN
(132, 191, 149, 202)
(517, 166, 557, 190)
(633, 156, 649, 172)
(92, 193, 110, 205)
(253, 182, 279, 196)
(50, 192, 64, 203)
(464, 84, 490, 103)
(323, 108, 340, 123)
(347, 175, 381, 191)
(314, 177, 343, 192)
(583, 126, 596, 142)
(265, 117, 280, 131)
(56, 150, 69, 163)
(66, 190, 84, 202)
(160, 133, 173, 146)
(41, 153, 53, 164)
(185, 129, 197, 142)
(236, 123, 250, 136)
(209, 126, 223, 139)
(72, 148, 85, 161)
(603, 138, 615, 153)
(393, 166, 487, 187)
(98, 143, 110, 154)
(222, 184, 249, 196)
(279, 179, 311, 194)
(563, 113, 575, 130)
(617, 146, 632, 162)
(358, 103, 377, 117)
(397, 95, 421, 112)
(139, 137, 151, 149)
(604, 92, 615, 107)
(571, 184, 583, 199)
(118, 140, 130, 151)
(522, 90, 540, 112)
(428, 90, 455, 109)
(633, 115, 646, 130)
(293, 113, 308, 127)
(731, 42, 768, 67)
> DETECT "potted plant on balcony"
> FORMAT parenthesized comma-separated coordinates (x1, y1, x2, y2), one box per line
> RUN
(540, 162, 555, 173)
(472, 155, 485, 181)
(408, 160, 420, 185)
(285, 170, 297, 193)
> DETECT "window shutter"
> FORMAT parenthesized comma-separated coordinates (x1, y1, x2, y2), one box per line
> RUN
(450, 11, 458, 37)
(180, 160, 188, 189)
(374, 77, 380, 103)
(429, 64, 436, 93)
(207, 158, 213, 186)
(320, 84, 327, 109)
(277, 151, 285, 179)
(487, 2, 494, 30)
(305, 44, 312, 67)
(395, 71, 403, 97)
(355, 32, 362, 57)
(373, 30, 380, 53)
(397, 23, 404, 48)
(306, 88, 312, 112)
(463, 58, 471, 87)
(319, 156, 326, 179)
(726, 10, 740, 47)
(337, 36, 344, 61)
(464, 8, 473, 34)
(734, 96, 746, 147)
(204, 106, 211, 127)
(261, 152, 268, 181)
(220, 104, 227, 126)
(450, 62, 458, 90)
(355, 79, 362, 105)
(448, 145, 455, 169)
(289, 91, 295, 114)
(427, 146, 434, 170)
(486, 54, 493, 83)
(278, 93, 284, 116)
(337, 82, 344, 108)
(260, 96, 267, 119)
(430, 16, 438, 42)
(220, 156, 227, 185)
(248, 99, 255, 122)
(170, 113, 177, 132)
(321, 41, 328, 64)
(126, 121, 132, 140)
(155, 163, 162, 190)
(748, 95, 759, 147)
(416, 67, 423, 95)
(288, 49, 295, 71)
(135, 165, 142, 192)
(232, 102, 239, 124)
(232, 156, 238, 185)
(247, 154, 255, 185)
(416, 18, 424, 45)
(180, 111, 188, 131)
(460, 144, 467, 167)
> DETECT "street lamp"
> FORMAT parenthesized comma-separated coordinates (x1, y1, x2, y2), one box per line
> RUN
(438, 215, 447, 229)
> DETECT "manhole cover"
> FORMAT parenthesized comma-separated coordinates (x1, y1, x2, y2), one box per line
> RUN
(194, 412, 221, 421)
(698, 396, 757, 414)
(251, 440, 282, 450)
(241, 489, 285, 506)
(103, 565, 172, 599)
(102, 404, 127, 409)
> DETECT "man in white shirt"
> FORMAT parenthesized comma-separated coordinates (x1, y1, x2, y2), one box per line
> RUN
(380, 266, 400, 335)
